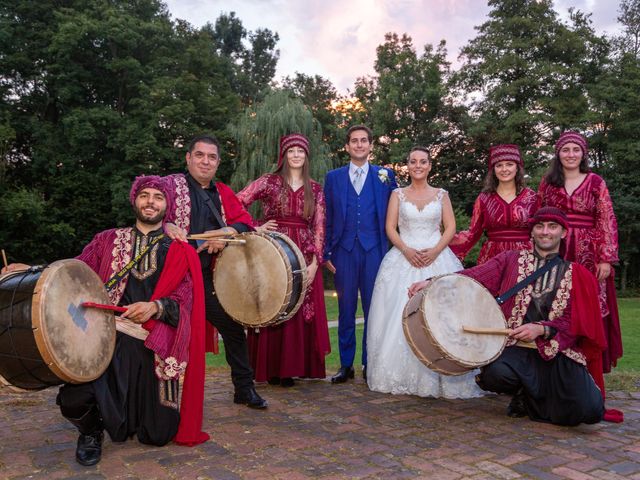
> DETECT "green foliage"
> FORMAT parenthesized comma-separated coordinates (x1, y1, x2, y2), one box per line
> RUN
(229, 90, 332, 193)
(0, 1, 275, 262)
(453, 0, 610, 177)
(281, 73, 343, 168)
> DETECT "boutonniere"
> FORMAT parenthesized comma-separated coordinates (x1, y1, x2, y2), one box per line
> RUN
(378, 168, 390, 184)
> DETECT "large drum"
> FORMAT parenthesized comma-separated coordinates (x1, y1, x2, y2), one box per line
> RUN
(213, 232, 307, 328)
(0, 259, 115, 390)
(402, 274, 507, 376)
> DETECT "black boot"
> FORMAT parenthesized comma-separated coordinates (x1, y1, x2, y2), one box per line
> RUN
(507, 390, 527, 418)
(64, 405, 104, 466)
(234, 387, 268, 409)
(76, 430, 104, 466)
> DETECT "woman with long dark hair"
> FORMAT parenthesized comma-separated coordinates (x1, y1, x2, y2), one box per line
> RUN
(237, 133, 330, 387)
(450, 144, 539, 264)
(538, 131, 622, 373)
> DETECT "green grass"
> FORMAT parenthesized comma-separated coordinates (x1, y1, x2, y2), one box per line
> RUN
(606, 298, 640, 391)
(207, 296, 640, 391)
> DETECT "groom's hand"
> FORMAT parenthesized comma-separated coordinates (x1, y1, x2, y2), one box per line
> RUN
(325, 260, 336, 274)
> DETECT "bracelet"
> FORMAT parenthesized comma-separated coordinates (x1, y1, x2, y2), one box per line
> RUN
(153, 299, 164, 319)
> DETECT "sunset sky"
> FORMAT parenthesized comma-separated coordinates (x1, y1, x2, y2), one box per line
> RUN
(163, 0, 623, 94)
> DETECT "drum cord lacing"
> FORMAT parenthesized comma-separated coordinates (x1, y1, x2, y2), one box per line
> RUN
(0, 268, 57, 387)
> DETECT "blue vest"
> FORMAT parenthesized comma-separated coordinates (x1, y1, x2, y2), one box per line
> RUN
(340, 171, 379, 252)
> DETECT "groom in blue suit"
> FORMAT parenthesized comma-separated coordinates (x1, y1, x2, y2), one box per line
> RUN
(324, 125, 397, 383)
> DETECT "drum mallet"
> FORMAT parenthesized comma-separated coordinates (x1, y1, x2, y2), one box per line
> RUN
(462, 326, 512, 335)
(1, 249, 8, 269)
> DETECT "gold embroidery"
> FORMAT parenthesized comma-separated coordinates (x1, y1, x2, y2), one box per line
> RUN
(130, 233, 160, 281)
(548, 264, 572, 322)
(562, 348, 586, 366)
(544, 339, 560, 357)
(109, 228, 132, 305)
(174, 175, 191, 232)
(508, 250, 535, 330)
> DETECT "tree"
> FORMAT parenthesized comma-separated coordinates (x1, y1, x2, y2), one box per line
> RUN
(453, 0, 609, 176)
(0, 0, 242, 260)
(210, 12, 280, 103)
(229, 90, 331, 196)
(281, 73, 344, 167)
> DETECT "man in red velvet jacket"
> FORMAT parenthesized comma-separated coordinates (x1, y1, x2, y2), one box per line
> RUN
(410, 207, 607, 426)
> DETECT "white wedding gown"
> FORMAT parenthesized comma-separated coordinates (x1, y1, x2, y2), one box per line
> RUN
(366, 188, 484, 399)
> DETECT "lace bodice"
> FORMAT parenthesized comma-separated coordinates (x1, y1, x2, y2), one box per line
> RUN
(396, 188, 446, 249)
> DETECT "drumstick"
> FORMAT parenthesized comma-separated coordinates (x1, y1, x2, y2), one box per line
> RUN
(187, 230, 239, 240)
(82, 302, 127, 313)
(1, 249, 7, 269)
(462, 326, 512, 335)
(186, 236, 246, 244)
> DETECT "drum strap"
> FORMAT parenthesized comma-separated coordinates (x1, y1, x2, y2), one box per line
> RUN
(495, 255, 562, 305)
(105, 234, 165, 291)
(193, 184, 227, 228)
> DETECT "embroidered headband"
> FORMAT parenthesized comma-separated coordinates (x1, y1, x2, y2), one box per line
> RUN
(488, 144, 522, 169)
(528, 206, 569, 231)
(555, 131, 588, 158)
(278, 133, 310, 168)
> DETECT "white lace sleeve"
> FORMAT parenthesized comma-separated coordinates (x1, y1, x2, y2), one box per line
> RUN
(395, 187, 405, 202)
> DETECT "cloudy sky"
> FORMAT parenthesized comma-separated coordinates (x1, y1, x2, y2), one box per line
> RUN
(163, 0, 623, 94)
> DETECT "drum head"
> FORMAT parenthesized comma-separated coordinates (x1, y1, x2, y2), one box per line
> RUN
(32, 259, 115, 383)
(214, 233, 290, 326)
(422, 274, 507, 368)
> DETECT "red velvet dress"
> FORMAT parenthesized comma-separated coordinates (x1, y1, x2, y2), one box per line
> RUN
(538, 173, 622, 371)
(450, 188, 539, 264)
(237, 174, 330, 381)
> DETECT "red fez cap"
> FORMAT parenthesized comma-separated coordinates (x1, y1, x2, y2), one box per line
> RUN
(528, 206, 569, 231)
(278, 133, 310, 168)
(489, 144, 522, 169)
(555, 131, 588, 157)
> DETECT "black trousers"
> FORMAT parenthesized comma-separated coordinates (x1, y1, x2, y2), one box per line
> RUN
(57, 333, 179, 446)
(478, 346, 604, 426)
(202, 268, 254, 391)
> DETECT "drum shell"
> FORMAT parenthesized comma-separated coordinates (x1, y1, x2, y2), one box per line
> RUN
(0, 260, 115, 390)
(213, 232, 307, 328)
(402, 274, 507, 376)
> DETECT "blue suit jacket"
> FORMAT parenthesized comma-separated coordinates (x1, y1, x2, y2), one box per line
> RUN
(323, 164, 397, 261)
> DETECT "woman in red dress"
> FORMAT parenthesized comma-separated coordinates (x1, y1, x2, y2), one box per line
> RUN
(450, 144, 539, 264)
(237, 133, 330, 387)
(538, 131, 622, 372)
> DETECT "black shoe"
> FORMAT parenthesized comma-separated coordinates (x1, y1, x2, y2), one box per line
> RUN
(280, 377, 295, 388)
(507, 392, 527, 418)
(362, 366, 367, 381)
(234, 387, 268, 409)
(331, 366, 355, 384)
(267, 377, 280, 386)
(75, 430, 103, 466)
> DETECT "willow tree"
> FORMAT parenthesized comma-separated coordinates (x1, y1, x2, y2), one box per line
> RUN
(229, 90, 332, 193)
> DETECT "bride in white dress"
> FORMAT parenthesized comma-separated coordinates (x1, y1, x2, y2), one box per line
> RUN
(366, 146, 483, 399)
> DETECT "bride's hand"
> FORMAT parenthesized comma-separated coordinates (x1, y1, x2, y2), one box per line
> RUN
(418, 248, 440, 267)
(402, 247, 426, 268)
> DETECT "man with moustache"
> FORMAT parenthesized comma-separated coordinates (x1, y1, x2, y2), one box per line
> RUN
(410, 207, 606, 426)
(3, 176, 209, 465)
(324, 125, 397, 383)
(164, 134, 267, 409)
